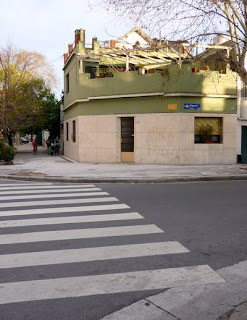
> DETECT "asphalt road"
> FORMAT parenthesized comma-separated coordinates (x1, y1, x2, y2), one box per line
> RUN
(0, 180, 246, 320)
(99, 181, 247, 270)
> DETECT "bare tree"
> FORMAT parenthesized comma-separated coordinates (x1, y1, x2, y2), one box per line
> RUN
(0, 44, 56, 135)
(101, 0, 247, 84)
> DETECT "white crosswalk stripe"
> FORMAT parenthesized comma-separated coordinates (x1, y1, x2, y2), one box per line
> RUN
(0, 241, 189, 268)
(0, 183, 53, 187)
(0, 203, 130, 217)
(0, 184, 95, 191)
(0, 224, 164, 245)
(0, 266, 224, 305)
(0, 181, 224, 310)
(0, 196, 118, 208)
(0, 191, 108, 201)
(0, 187, 102, 195)
(0, 212, 144, 228)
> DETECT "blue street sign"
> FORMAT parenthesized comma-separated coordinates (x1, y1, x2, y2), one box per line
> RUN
(184, 103, 201, 110)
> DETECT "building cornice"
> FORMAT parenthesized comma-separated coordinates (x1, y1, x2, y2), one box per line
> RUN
(63, 99, 89, 111)
(89, 92, 237, 100)
(63, 92, 237, 111)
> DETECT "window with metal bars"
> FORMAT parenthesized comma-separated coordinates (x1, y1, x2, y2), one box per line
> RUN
(194, 117, 223, 144)
(72, 120, 76, 142)
(66, 122, 69, 141)
(66, 73, 69, 93)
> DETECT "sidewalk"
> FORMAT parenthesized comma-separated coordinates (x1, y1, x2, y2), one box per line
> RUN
(0, 146, 247, 183)
(101, 260, 247, 320)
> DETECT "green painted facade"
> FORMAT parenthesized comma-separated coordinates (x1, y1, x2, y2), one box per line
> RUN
(64, 54, 237, 120)
(65, 96, 236, 119)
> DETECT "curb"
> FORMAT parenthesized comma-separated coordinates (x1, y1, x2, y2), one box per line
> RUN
(100, 260, 247, 320)
(1, 174, 247, 184)
(218, 300, 247, 320)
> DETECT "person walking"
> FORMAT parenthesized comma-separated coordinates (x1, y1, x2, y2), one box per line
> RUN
(50, 142, 54, 156)
(32, 139, 38, 155)
(54, 136, 60, 156)
(46, 136, 51, 155)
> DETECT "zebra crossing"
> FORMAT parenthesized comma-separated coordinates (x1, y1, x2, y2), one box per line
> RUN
(0, 182, 224, 315)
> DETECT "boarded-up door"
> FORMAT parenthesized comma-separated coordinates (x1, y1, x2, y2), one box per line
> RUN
(241, 126, 247, 163)
(121, 117, 134, 162)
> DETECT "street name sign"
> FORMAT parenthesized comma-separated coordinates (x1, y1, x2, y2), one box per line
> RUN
(184, 103, 201, 110)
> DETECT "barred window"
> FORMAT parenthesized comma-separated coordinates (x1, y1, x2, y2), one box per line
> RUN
(72, 120, 76, 142)
(66, 73, 69, 93)
(195, 117, 223, 144)
(66, 122, 69, 141)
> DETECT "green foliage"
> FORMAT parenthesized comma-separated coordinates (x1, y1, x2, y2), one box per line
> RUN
(19, 84, 61, 136)
(198, 124, 213, 142)
(0, 44, 57, 135)
(0, 139, 16, 163)
(42, 92, 61, 137)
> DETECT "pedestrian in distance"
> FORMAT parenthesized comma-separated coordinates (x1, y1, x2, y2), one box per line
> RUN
(46, 136, 51, 155)
(54, 136, 60, 156)
(50, 142, 54, 156)
(32, 139, 38, 155)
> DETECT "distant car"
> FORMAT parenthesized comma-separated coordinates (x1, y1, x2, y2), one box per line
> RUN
(20, 137, 29, 144)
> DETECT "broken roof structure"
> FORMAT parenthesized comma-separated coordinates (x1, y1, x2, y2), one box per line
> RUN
(63, 27, 233, 79)
(63, 27, 191, 71)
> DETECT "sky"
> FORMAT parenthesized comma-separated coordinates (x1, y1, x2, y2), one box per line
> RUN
(0, 0, 134, 97)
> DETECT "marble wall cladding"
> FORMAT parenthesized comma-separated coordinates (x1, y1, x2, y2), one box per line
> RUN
(223, 133, 237, 146)
(64, 117, 80, 161)
(156, 148, 180, 165)
(194, 149, 209, 165)
(77, 116, 119, 163)
(79, 147, 98, 163)
(224, 116, 238, 133)
(156, 115, 180, 133)
(64, 113, 237, 164)
(135, 133, 157, 149)
(97, 133, 117, 149)
(135, 148, 157, 164)
(180, 150, 195, 165)
(135, 115, 157, 133)
(80, 132, 97, 148)
(223, 149, 237, 164)
(97, 148, 117, 163)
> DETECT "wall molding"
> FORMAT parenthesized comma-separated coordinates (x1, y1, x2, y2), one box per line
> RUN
(63, 92, 237, 111)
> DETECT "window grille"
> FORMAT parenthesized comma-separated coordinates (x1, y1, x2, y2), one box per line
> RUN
(195, 117, 223, 144)
(72, 120, 76, 142)
(66, 122, 69, 141)
(66, 73, 69, 93)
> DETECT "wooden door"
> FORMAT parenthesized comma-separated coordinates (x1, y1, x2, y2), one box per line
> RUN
(121, 117, 134, 162)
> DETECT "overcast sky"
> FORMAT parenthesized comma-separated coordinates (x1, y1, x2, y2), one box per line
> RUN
(0, 0, 134, 96)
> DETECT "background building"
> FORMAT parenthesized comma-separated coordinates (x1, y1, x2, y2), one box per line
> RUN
(62, 28, 238, 165)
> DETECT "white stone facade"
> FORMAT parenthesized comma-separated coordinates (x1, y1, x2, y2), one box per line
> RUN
(64, 113, 237, 165)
